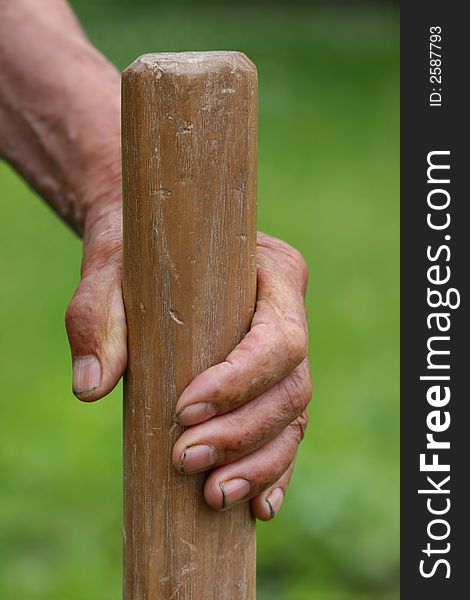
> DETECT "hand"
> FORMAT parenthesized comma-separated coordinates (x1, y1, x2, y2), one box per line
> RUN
(66, 220, 311, 520)
(0, 0, 312, 521)
(173, 232, 311, 520)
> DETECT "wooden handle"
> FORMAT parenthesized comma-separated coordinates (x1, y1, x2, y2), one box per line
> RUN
(122, 51, 257, 599)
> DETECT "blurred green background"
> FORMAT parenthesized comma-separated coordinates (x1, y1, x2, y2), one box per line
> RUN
(0, 1, 399, 599)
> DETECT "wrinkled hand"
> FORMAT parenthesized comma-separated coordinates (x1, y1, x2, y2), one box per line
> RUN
(66, 206, 311, 521)
(0, 0, 311, 522)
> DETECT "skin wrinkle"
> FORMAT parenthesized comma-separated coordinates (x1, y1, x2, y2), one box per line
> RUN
(0, 92, 82, 228)
(174, 301, 308, 417)
(0, 0, 312, 521)
(0, 0, 121, 236)
(173, 358, 311, 473)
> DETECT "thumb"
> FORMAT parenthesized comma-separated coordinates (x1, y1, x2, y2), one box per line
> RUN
(65, 218, 127, 401)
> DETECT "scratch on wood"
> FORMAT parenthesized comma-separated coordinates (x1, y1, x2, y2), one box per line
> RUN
(178, 537, 197, 552)
(168, 582, 183, 600)
(168, 422, 178, 436)
(169, 309, 184, 325)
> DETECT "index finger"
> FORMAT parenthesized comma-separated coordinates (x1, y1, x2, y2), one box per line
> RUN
(175, 235, 309, 426)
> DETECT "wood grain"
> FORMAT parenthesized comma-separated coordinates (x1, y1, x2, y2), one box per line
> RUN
(122, 51, 257, 599)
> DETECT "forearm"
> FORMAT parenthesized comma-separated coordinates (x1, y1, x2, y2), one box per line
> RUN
(0, 0, 121, 236)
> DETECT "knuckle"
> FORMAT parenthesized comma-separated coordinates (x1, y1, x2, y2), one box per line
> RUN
(65, 296, 81, 332)
(301, 363, 313, 408)
(221, 413, 264, 457)
(286, 244, 308, 281)
(257, 233, 308, 283)
(290, 411, 309, 444)
(283, 324, 308, 367)
(303, 378, 313, 409)
(268, 303, 308, 368)
(278, 368, 309, 418)
(274, 239, 308, 283)
(202, 362, 240, 404)
(65, 285, 98, 339)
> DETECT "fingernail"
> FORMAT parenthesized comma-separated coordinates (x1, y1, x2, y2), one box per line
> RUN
(219, 478, 251, 509)
(265, 487, 284, 519)
(73, 355, 101, 399)
(177, 402, 218, 426)
(179, 444, 217, 474)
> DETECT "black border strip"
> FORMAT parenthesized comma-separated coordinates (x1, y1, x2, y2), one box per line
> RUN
(401, 2, 469, 597)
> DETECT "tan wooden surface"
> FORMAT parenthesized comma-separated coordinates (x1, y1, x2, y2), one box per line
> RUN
(122, 51, 257, 599)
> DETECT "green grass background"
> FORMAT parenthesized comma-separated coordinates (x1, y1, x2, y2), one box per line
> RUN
(0, 2, 399, 598)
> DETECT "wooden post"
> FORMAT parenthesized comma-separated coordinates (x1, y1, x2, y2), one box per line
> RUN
(122, 52, 257, 599)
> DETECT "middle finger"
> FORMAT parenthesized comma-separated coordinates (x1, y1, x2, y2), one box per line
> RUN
(173, 358, 311, 474)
